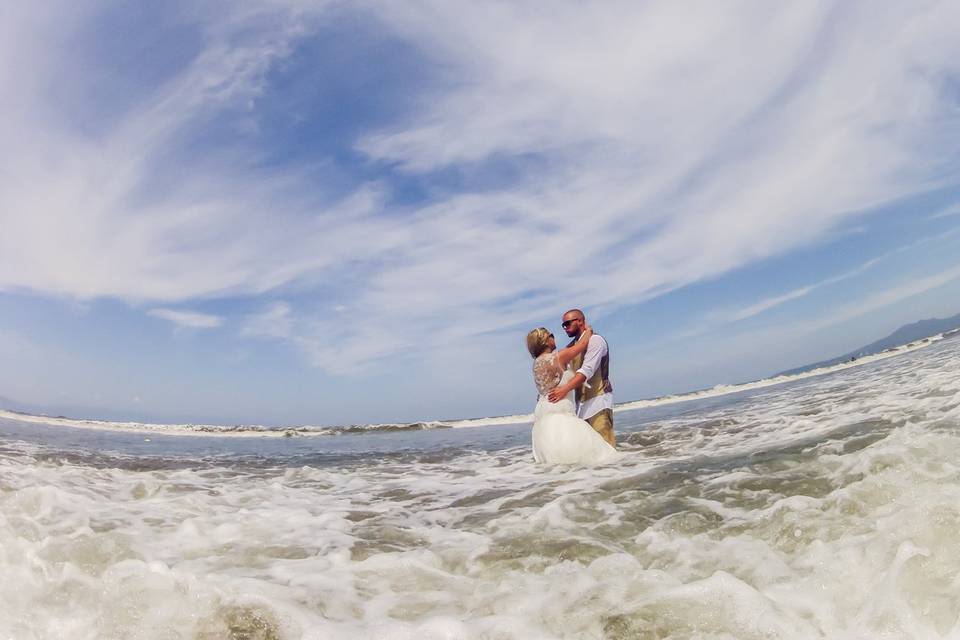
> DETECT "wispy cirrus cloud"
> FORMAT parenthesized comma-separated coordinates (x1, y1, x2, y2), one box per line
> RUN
(0, 1, 384, 303)
(705, 225, 960, 327)
(241, 302, 294, 340)
(788, 262, 960, 337)
(929, 203, 960, 220)
(706, 254, 892, 326)
(148, 308, 223, 329)
(2, 1, 960, 377)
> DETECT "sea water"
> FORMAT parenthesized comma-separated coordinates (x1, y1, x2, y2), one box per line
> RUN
(3, 336, 960, 639)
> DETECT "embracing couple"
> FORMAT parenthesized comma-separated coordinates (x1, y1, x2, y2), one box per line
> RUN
(525, 309, 618, 465)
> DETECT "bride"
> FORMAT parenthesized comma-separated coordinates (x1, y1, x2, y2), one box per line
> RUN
(526, 325, 619, 464)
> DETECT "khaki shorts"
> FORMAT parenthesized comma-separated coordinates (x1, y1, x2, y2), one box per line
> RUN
(586, 409, 615, 448)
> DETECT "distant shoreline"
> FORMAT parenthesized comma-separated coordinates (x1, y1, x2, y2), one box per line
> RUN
(616, 332, 947, 412)
(0, 331, 948, 439)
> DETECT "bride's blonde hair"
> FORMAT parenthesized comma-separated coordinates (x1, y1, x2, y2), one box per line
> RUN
(526, 327, 552, 358)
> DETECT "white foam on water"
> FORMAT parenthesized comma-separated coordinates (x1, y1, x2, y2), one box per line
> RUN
(614, 332, 947, 413)
(3, 336, 960, 637)
(0, 409, 325, 437)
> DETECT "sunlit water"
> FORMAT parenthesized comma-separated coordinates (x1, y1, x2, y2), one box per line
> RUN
(4, 336, 960, 639)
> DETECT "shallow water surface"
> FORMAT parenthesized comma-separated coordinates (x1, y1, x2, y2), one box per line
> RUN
(4, 338, 960, 638)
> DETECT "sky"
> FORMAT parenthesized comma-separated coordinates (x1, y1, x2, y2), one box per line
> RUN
(2, 1, 960, 426)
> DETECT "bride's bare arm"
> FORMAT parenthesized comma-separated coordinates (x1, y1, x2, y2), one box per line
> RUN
(548, 371, 586, 403)
(555, 324, 593, 370)
(547, 325, 593, 403)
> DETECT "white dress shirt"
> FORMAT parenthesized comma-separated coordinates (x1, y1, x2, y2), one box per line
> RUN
(576, 334, 613, 420)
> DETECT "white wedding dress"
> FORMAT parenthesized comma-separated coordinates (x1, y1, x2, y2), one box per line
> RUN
(531, 352, 619, 465)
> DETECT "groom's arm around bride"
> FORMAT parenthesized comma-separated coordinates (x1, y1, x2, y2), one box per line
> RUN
(547, 309, 615, 448)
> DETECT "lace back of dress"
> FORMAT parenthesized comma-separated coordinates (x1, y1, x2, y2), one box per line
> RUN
(532, 352, 562, 396)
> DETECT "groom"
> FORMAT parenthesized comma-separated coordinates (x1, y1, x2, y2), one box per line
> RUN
(548, 309, 615, 448)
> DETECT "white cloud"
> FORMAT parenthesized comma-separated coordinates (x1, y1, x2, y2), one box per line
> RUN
(322, 1, 960, 368)
(241, 302, 294, 340)
(721, 285, 819, 324)
(706, 253, 886, 326)
(2, 1, 960, 375)
(0, 2, 380, 303)
(705, 225, 960, 327)
(791, 263, 960, 335)
(929, 202, 960, 219)
(148, 308, 223, 329)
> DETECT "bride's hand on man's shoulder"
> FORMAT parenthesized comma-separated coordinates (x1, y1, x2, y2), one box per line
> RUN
(582, 323, 593, 338)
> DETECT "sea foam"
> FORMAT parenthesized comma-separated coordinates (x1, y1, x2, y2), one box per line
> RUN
(2, 335, 960, 637)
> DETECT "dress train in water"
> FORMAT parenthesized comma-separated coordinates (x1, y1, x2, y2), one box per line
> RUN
(532, 369, 618, 465)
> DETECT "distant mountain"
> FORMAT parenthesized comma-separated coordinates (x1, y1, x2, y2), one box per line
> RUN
(777, 312, 960, 377)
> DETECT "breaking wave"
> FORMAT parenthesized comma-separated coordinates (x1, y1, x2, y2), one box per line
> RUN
(0, 332, 946, 438)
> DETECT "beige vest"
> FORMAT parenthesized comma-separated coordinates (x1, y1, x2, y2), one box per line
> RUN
(567, 334, 612, 403)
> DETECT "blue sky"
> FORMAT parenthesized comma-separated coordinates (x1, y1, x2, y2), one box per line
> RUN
(2, 1, 960, 426)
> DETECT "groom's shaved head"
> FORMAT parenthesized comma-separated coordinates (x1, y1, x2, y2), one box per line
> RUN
(561, 309, 586, 338)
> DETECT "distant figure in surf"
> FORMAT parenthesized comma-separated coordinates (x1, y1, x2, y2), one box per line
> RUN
(549, 309, 615, 448)
(525, 314, 618, 465)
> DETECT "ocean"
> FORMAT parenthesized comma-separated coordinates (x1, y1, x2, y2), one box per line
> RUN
(2, 334, 960, 639)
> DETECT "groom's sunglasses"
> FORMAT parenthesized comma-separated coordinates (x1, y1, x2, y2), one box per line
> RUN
(561, 319, 580, 328)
